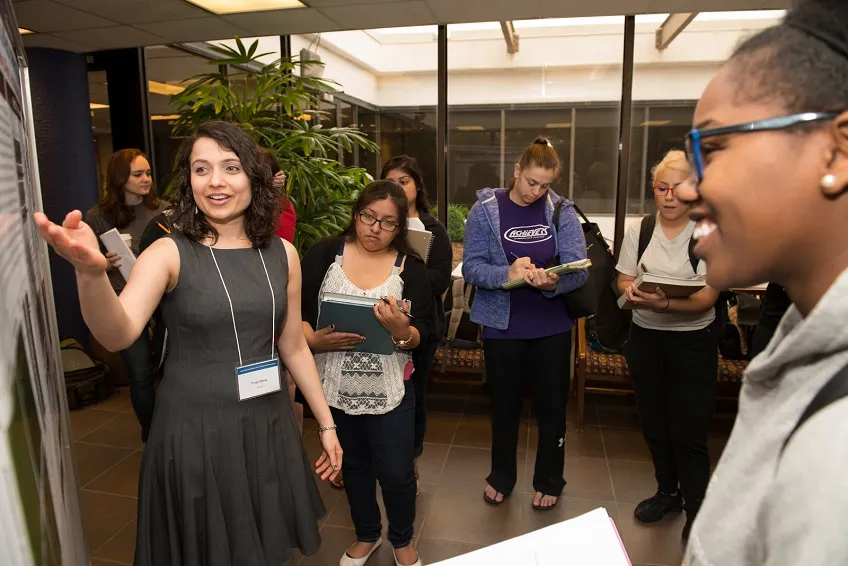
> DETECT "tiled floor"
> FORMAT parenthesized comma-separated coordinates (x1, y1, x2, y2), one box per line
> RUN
(69, 382, 735, 566)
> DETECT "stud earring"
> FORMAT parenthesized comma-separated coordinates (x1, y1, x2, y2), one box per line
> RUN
(821, 174, 837, 189)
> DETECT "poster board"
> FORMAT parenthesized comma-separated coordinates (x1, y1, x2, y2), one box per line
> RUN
(0, 1, 89, 564)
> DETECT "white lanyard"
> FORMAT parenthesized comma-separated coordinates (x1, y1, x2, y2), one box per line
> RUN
(208, 246, 276, 366)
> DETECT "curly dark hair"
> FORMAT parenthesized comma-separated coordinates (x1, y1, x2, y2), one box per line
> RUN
(728, 0, 848, 116)
(96, 149, 160, 229)
(380, 155, 430, 214)
(169, 121, 282, 248)
(341, 180, 417, 258)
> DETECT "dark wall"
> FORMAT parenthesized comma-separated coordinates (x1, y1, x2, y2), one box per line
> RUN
(27, 47, 99, 346)
(89, 48, 151, 156)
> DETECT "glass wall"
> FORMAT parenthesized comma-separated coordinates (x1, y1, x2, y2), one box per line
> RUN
(127, 10, 784, 244)
(447, 18, 625, 219)
(144, 45, 212, 192)
(87, 70, 111, 194)
(292, 29, 439, 209)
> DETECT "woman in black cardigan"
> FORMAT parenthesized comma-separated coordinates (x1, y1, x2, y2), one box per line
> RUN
(382, 156, 453, 494)
(300, 181, 432, 566)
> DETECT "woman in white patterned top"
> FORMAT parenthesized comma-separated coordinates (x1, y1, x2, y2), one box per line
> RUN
(301, 180, 432, 566)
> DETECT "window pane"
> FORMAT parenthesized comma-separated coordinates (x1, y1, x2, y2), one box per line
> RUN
(292, 30, 438, 211)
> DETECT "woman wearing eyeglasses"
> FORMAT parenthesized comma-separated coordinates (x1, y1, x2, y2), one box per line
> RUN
(300, 180, 431, 566)
(674, 1, 848, 564)
(615, 149, 720, 542)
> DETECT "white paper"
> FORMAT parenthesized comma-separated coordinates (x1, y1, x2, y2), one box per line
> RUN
(431, 508, 630, 566)
(451, 262, 463, 279)
(99, 227, 136, 281)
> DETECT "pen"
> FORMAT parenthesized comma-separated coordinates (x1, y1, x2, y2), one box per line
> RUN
(381, 297, 414, 319)
(157, 222, 171, 234)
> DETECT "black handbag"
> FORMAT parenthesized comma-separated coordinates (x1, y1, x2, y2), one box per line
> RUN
(550, 201, 618, 319)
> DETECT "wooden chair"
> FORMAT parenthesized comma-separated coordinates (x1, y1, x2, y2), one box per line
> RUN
(574, 318, 748, 432)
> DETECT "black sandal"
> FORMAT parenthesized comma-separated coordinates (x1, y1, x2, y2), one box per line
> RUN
(532, 495, 558, 511)
(483, 486, 507, 506)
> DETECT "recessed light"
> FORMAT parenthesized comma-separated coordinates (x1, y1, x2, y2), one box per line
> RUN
(545, 122, 572, 129)
(90, 103, 109, 109)
(456, 126, 485, 131)
(19, 28, 34, 35)
(183, 0, 305, 14)
(150, 114, 181, 121)
(148, 81, 185, 96)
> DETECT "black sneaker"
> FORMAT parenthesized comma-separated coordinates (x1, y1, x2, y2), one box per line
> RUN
(633, 491, 683, 523)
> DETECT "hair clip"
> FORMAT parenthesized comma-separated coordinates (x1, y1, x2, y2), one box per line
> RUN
(535, 138, 553, 148)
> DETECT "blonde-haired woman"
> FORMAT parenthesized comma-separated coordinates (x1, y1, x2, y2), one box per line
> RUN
(615, 149, 720, 542)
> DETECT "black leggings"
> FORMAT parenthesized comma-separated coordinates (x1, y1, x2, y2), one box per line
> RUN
(483, 331, 572, 496)
(623, 324, 718, 517)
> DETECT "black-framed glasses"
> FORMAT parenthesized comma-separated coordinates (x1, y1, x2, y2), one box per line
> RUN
(685, 112, 838, 183)
(358, 211, 400, 233)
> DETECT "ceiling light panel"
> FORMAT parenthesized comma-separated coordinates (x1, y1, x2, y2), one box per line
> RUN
(183, 0, 305, 14)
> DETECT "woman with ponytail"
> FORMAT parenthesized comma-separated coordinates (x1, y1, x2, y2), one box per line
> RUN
(462, 137, 588, 512)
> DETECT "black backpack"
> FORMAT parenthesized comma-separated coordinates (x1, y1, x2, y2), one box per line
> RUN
(782, 364, 848, 455)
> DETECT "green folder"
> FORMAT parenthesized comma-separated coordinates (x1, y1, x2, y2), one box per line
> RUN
(502, 258, 592, 290)
(317, 293, 396, 355)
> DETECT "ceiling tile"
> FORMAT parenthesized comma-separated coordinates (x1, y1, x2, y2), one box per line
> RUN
(427, 0, 541, 23)
(13, 0, 117, 32)
(21, 33, 94, 52)
(222, 7, 341, 35)
(55, 26, 169, 50)
(136, 16, 250, 42)
(320, 1, 436, 30)
(50, 0, 210, 25)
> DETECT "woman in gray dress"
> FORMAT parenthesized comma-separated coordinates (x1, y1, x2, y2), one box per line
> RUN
(34, 121, 342, 566)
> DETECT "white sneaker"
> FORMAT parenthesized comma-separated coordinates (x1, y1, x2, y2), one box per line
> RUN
(339, 539, 382, 566)
(392, 544, 423, 566)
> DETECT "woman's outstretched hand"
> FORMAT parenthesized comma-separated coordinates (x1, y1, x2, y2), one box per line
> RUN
(33, 211, 108, 276)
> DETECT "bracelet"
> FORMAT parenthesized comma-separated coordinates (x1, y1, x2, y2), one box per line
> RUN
(392, 327, 414, 348)
(318, 424, 337, 433)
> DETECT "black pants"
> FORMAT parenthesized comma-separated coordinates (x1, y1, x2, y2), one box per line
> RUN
(332, 382, 416, 548)
(623, 324, 717, 518)
(483, 331, 571, 497)
(411, 339, 439, 458)
(119, 332, 157, 443)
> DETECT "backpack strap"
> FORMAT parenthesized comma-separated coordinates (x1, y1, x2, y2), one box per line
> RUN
(781, 364, 848, 455)
(637, 214, 656, 264)
(687, 236, 700, 273)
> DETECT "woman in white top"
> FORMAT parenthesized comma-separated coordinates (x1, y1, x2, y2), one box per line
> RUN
(615, 149, 719, 543)
(300, 181, 432, 566)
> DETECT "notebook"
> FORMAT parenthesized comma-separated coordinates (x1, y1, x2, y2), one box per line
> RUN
(99, 228, 136, 281)
(502, 258, 592, 290)
(407, 228, 434, 263)
(316, 292, 395, 355)
(617, 272, 706, 309)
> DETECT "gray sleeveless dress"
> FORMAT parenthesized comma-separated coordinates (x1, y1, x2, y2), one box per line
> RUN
(134, 234, 324, 566)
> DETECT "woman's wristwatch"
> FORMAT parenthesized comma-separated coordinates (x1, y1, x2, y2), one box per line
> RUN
(392, 327, 414, 348)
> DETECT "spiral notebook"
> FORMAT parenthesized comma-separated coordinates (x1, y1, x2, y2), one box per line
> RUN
(407, 228, 434, 263)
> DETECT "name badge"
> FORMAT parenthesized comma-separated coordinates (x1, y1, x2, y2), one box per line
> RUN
(236, 359, 282, 401)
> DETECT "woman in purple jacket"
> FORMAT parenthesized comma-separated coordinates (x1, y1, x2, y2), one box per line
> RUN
(462, 137, 588, 511)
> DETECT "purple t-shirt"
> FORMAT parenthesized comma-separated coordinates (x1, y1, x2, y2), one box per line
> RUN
(483, 190, 572, 340)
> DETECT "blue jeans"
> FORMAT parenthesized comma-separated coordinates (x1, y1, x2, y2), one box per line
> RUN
(119, 332, 157, 442)
(332, 382, 416, 548)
